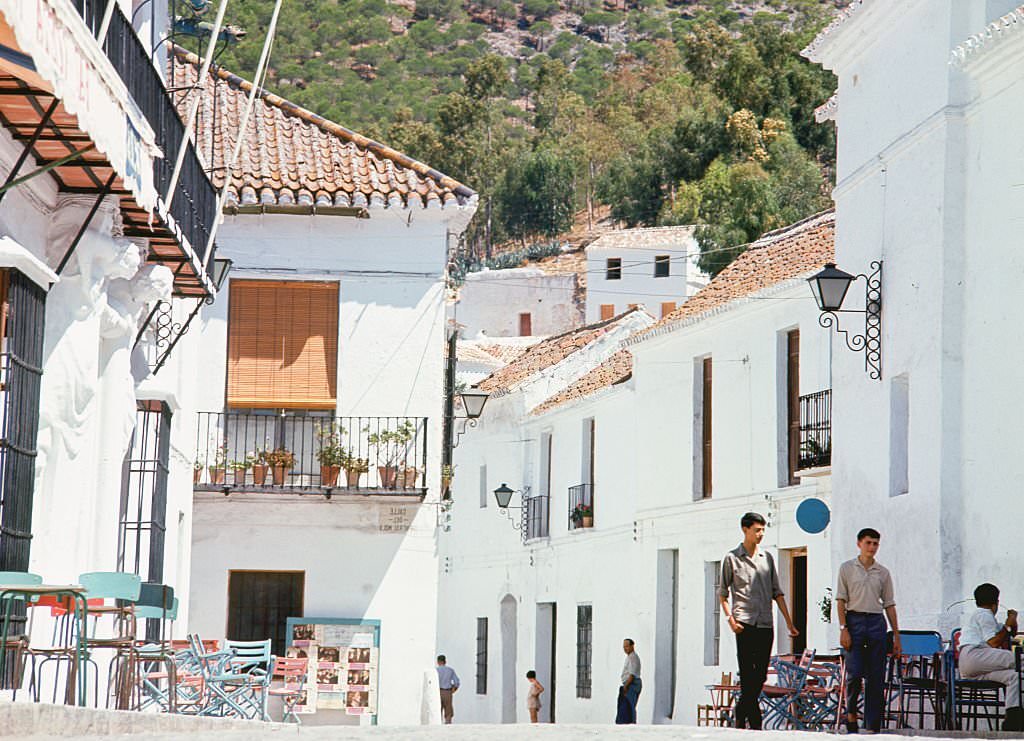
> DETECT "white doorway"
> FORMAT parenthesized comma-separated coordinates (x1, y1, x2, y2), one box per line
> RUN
(535, 602, 556, 722)
(500, 594, 518, 723)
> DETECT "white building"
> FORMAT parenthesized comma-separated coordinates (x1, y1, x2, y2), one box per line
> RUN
(0, 0, 220, 678)
(585, 226, 707, 323)
(174, 48, 476, 724)
(437, 212, 836, 724)
(802, 0, 1024, 630)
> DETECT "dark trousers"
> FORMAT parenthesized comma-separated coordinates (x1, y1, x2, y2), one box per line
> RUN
(845, 611, 887, 732)
(615, 677, 641, 724)
(735, 624, 774, 729)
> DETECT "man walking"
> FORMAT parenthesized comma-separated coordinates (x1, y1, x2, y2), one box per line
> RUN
(836, 527, 900, 734)
(616, 638, 642, 724)
(720, 512, 800, 730)
(959, 583, 1020, 730)
(436, 654, 459, 724)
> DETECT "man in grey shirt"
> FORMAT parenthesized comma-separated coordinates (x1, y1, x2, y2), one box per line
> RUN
(719, 512, 799, 730)
(436, 655, 459, 724)
(615, 638, 641, 724)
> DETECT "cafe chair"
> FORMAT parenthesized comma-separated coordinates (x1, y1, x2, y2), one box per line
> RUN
(761, 648, 816, 729)
(0, 571, 42, 692)
(885, 630, 946, 730)
(946, 628, 1004, 730)
(269, 656, 308, 723)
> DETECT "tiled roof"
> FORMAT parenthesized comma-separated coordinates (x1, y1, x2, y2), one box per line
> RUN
(457, 340, 534, 367)
(632, 210, 835, 341)
(815, 92, 839, 123)
(170, 46, 475, 210)
(801, 1, 868, 62)
(477, 307, 647, 395)
(531, 350, 632, 415)
(586, 225, 696, 251)
(951, 5, 1024, 68)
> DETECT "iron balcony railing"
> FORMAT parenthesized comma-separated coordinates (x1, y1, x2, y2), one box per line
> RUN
(524, 495, 550, 541)
(567, 483, 593, 531)
(72, 0, 218, 265)
(195, 412, 429, 495)
(798, 389, 832, 470)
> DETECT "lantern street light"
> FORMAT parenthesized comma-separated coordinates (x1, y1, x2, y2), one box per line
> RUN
(807, 260, 883, 380)
(460, 389, 489, 420)
(492, 483, 526, 535)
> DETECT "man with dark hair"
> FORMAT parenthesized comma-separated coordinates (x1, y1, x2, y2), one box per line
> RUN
(616, 638, 642, 724)
(720, 512, 799, 729)
(837, 528, 900, 734)
(959, 583, 1019, 729)
(436, 654, 460, 724)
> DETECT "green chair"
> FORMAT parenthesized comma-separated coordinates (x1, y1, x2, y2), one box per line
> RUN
(0, 571, 43, 692)
(79, 572, 142, 709)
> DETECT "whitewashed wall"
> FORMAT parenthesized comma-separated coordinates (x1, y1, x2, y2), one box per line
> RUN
(438, 280, 834, 725)
(456, 267, 581, 338)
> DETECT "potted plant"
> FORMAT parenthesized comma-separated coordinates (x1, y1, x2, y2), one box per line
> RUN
(207, 443, 227, 485)
(399, 465, 420, 489)
(266, 447, 296, 486)
(251, 449, 270, 486)
(193, 460, 202, 485)
(571, 503, 594, 529)
(367, 420, 416, 489)
(440, 464, 454, 491)
(229, 455, 254, 486)
(316, 424, 345, 487)
(341, 450, 369, 488)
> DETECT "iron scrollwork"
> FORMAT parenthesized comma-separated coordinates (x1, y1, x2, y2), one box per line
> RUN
(817, 261, 882, 380)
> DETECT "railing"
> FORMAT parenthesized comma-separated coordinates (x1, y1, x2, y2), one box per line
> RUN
(567, 483, 593, 531)
(72, 0, 218, 265)
(798, 389, 831, 470)
(195, 412, 429, 495)
(524, 495, 549, 541)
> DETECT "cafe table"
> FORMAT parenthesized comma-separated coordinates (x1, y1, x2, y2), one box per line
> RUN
(0, 584, 89, 706)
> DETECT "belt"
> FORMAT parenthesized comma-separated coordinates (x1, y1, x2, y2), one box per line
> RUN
(846, 610, 884, 616)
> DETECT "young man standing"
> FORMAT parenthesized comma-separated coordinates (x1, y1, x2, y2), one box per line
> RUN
(959, 583, 1020, 730)
(616, 638, 642, 724)
(836, 527, 900, 734)
(719, 512, 800, 729)
(436, 654, 460, 724)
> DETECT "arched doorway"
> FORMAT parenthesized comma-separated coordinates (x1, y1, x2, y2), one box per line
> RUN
(500, 594, 518, 723)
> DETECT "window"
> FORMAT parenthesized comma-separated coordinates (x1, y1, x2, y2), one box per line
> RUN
(889, 375, 909, 497)
(786, 330, 800, 485)
(227, 571, 304, 657)
(654, 255, 670, 278)
(527, 433, 552, 540)
(479, 464, 488, 508)
(599, 304, 615, 320)
(476, 617, 488, 694)
(704, 561, 721, 666)
(660, 302, 676, 318)
(605, 258, 621, 280)
(227, 280, 339, 409)
(519, 312, 532, 337)
(576, 604, 592, 698)
(695, 357, 712, 499)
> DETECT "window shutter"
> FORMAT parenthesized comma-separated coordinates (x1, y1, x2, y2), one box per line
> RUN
(660, 302, 676, 318)
(599, 304, 615, 320)
(227, 280, 339, 409)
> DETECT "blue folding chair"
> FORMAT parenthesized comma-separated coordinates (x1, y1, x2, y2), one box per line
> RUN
(761, 648, 816, 729)
(885, 630, 946, 729)
(191, 635, 273, 719)
(78, 571, 142, 709)
(795, 655, 845, 731)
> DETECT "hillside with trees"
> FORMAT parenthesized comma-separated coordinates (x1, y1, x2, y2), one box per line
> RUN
(210, 0, 844, 274)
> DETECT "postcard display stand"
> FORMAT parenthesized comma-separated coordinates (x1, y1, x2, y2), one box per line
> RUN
(285, 617, 381, 720)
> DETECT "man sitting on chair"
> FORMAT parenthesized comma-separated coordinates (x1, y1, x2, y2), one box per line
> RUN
(959, 583, 1020, 730)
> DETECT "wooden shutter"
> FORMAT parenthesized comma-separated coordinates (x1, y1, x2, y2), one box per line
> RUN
(519, 312, 532, 336)
(660, 302, 676, 318)
(702, 357, 712, 498)
(787, 330, 800, 485)
(599, 304, 615, 320)
(227, 280, 339, 409)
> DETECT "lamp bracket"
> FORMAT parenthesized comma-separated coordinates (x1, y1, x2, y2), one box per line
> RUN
(818, 260, 882, 380)
(452, 418, 478, 449)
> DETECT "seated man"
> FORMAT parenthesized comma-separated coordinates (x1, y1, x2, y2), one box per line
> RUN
(959, 583, 1020, 730)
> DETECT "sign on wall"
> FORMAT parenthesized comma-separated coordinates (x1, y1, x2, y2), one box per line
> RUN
(286, 617, 382, 720)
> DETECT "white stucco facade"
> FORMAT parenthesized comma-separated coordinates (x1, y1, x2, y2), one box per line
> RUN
(438, 276, 834, 725)
(456, 267, 582, 339)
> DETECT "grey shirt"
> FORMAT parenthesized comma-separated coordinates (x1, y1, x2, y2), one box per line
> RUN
(621, 651, 641, 684)
(436, 665, 460, 690)
(836, 558, 895, 614)
(719, 543, 783, 628)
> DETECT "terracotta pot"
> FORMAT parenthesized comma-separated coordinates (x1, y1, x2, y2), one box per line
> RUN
(272, 465, 290, 486)
(193, 467, 201, 485)
(233, 468, 247, 486)
(378, 465, 399, 489)
(251, 464, 268, 485)
(320, 465, 341, 487)
(399, 468, 419, 489)
(345, 469, 363, 488)
(582, 516, 594, 528)
(208, 466, 225, 485)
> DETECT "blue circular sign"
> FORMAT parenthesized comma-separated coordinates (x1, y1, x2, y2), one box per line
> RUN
(796, 498, 830, 534)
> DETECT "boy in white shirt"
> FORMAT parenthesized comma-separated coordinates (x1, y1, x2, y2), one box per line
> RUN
(959, 583, 1019, 728)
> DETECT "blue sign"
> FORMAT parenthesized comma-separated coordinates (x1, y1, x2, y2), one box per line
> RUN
(796, 498, 830, 534)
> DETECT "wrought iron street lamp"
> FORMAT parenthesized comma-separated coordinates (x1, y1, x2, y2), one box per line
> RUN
(492, 483, 526, 534)
(211, 256, 232, 291)
(460, 389, 489, 420)
(807, 261, 883, 380)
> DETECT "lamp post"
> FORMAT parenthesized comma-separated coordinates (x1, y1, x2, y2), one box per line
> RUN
(492, 483, 525, 536)
(441, 330, 490, 500)
(807, 261, 882, 380)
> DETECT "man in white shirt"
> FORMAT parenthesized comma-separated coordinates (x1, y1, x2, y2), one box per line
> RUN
(615, 639, 642, 724)
(959, 583, 1019, 726)
(436, 655, 460, 724)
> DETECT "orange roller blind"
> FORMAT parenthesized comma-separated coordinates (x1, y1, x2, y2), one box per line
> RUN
(227, 280, 339, 409)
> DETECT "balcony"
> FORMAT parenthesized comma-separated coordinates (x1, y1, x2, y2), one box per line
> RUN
(195, 412, 428, 497)
(798, 389, 831, 471)
(567, 483, 593, 531)
(524, 495, 550, 541)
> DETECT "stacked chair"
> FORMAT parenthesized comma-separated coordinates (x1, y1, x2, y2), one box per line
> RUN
(269, 656, 309, 723)
(885, 630, 947, 730)
(761, 648, 816, 729)
(189, 635, 274, 720)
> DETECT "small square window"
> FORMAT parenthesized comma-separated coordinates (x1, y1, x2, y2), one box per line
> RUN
(654, 255, 670, 278)
(606, 258, 621, 280)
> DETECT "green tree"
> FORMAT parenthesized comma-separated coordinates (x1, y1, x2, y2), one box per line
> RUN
(499, 148, 576, 241)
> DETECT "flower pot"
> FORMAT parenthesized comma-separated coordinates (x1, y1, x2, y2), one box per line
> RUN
(399, 468, 419, 489)
(208, 466, 225, 485)
(345, 469, 363, 488)
(233, 468, 247, 486)
(378, 465, 399, 489)
(272, 465, 290, 486)
(251, 464, 268, 485)
(320, 465, 341, 487)
(582, 516, 593, 528)
(193, 467, 202, 485)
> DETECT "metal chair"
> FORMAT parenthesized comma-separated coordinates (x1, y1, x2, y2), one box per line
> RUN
(946, 628, 1004, 730)
(761, 648, 816, 729)
(795, 655, 844, 731)
(269, 656, 308, 723)
(190, 635, 273, 719)
(885, 630, 946, 729)
(78, 571, 142, 709)
(697, 671, 735, 727)
(0, 571, 42, 692)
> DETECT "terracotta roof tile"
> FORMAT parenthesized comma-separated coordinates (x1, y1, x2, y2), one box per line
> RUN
(586, 225, 696, 251)
(531, 350, 632, 415)
(634, 210, 835, 340)
(171, 46, 475, 210)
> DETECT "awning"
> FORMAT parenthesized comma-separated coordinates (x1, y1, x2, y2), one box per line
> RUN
(0, 0, 159, 214)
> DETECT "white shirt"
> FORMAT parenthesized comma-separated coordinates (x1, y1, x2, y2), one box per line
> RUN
(621, 652, 641, 684)
(960, 606, 1002, 648)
